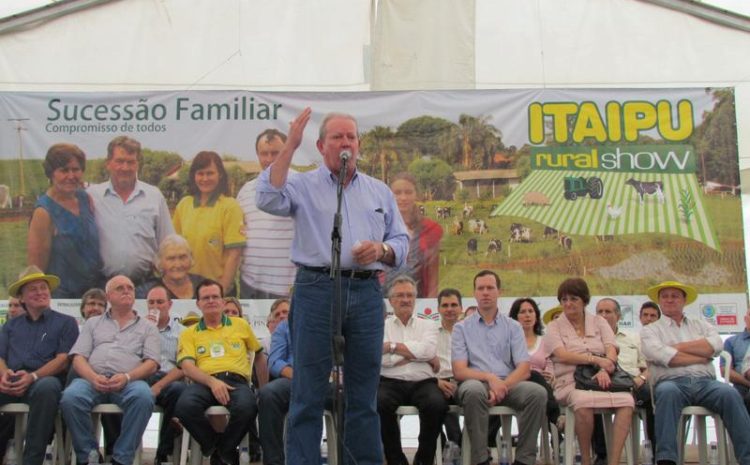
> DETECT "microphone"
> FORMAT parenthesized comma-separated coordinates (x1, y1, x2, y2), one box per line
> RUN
(340, 150, 351, 163)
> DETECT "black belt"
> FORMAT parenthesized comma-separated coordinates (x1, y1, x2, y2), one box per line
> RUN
(301, 266, 380, 280)
(212, 372, 248, 384)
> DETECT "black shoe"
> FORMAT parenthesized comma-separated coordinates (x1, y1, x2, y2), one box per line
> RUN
(656, 461, 677, 465)
(155, 454, 168, 464)
(212, 450, 239, 465)
(593, 455, 608, 465)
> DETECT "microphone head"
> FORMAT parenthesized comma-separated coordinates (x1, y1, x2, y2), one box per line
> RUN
(340, 150, 352, 162)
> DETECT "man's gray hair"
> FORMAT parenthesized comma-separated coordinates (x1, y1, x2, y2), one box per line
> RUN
(318, 112, 358, 141)
(599, 297, 621, 317)
(387, 275, 417, 297)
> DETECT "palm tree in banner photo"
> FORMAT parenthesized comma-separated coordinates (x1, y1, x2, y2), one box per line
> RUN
(360, 125, 402, 183)
(447, 114, 502, 170)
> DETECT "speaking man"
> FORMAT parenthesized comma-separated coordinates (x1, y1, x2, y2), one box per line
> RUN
(256, 108, 408, 465)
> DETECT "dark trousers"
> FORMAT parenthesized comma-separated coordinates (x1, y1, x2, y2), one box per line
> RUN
(443, 409, 462, 446)
(175, 377, 257, 461)
(0, 376, 63, 465)
(377, 377, 448, 465)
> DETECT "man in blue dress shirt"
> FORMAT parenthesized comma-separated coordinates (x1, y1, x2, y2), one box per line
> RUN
(452, 270, 547, 465)
(257, 318, 293, 465)
(0, 266, 79, 465)
(256, 108, 409, 465)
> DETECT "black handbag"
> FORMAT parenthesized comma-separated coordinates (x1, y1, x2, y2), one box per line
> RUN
(574, 361, 634, 392)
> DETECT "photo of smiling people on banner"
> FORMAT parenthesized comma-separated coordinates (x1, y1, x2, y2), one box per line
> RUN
(0, 88, 745, 335)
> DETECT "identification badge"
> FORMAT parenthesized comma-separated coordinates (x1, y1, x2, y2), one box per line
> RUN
(210, 342, 225, 358)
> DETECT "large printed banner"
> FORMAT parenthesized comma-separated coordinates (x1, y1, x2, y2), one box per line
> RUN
(0, 88, 745, 332)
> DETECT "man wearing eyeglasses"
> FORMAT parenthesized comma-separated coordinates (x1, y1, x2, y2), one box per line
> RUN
(145, 286, 187, 464)
(61, 275, 160, 465)
(176, 279, 263, 465)
(378, 275, 447, 465)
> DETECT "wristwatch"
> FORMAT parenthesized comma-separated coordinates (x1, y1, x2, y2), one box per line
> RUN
(381, 242, 390, 261)
(390, 342, 397, 354)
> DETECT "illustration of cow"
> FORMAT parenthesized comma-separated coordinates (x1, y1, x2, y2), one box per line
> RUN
(625, 178, 665, 205)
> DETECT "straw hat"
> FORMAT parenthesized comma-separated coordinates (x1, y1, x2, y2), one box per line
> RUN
(542, 305, 562, 325)
(647, 281, 698, 305)
(181, 311, 201, 326)
(8, 265, 60, 297)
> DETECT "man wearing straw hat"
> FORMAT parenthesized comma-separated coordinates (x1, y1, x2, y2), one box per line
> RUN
(0, 265, 79, 465)
(641, 280, 750, 465)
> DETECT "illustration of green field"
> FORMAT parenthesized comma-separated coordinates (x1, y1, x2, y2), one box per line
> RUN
(492, 170, 719, 250)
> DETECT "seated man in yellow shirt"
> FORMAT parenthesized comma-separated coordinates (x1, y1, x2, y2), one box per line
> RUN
(176, 279, 263, 465)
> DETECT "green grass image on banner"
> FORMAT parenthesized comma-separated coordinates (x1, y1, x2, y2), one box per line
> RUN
(490, 170, 719, 250)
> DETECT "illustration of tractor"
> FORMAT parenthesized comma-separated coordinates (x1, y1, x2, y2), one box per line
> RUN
(563, 176, 604, 201)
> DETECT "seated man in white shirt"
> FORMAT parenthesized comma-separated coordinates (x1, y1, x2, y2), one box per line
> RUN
(379, 275, 447, 465)
(641, 281, 750, 465)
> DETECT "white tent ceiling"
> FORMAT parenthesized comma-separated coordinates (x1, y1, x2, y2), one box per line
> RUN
(0, 0, 749, 297)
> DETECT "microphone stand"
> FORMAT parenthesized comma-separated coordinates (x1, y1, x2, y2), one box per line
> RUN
(329, 155, 348, 465)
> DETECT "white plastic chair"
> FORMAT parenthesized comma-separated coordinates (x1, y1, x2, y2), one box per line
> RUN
(649, 350, 733, 465)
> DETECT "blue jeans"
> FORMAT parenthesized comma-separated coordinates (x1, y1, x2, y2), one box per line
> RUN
(0, 376, 63, 465)
(286, 268, 385, 465)
(61, 378, 154, 465)
(654, 376, 750, 464)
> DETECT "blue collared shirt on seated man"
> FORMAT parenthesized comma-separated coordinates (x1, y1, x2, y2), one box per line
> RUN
(268, 319, 292, 379)
(0, 305, 79, 465)
(451, 310, 530, 377)
(0, 308, 79, 374)
(255, 165, 408, 270)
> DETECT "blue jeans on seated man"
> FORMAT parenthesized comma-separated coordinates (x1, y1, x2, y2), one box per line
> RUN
(0, 376, 64, 465)
(654, 376, 750, 464)
(175, 377, 257, 463)
(61, 378, 155, 465)
(285, 268, 385, 465)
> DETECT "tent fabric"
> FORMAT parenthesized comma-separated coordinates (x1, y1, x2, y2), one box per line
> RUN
(371, 0, 475, 90)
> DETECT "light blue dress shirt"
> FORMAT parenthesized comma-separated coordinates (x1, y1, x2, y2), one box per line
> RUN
(451, 310, 530, 379)
(268, 320, 292, 378)
(255, 166, 408, 270)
